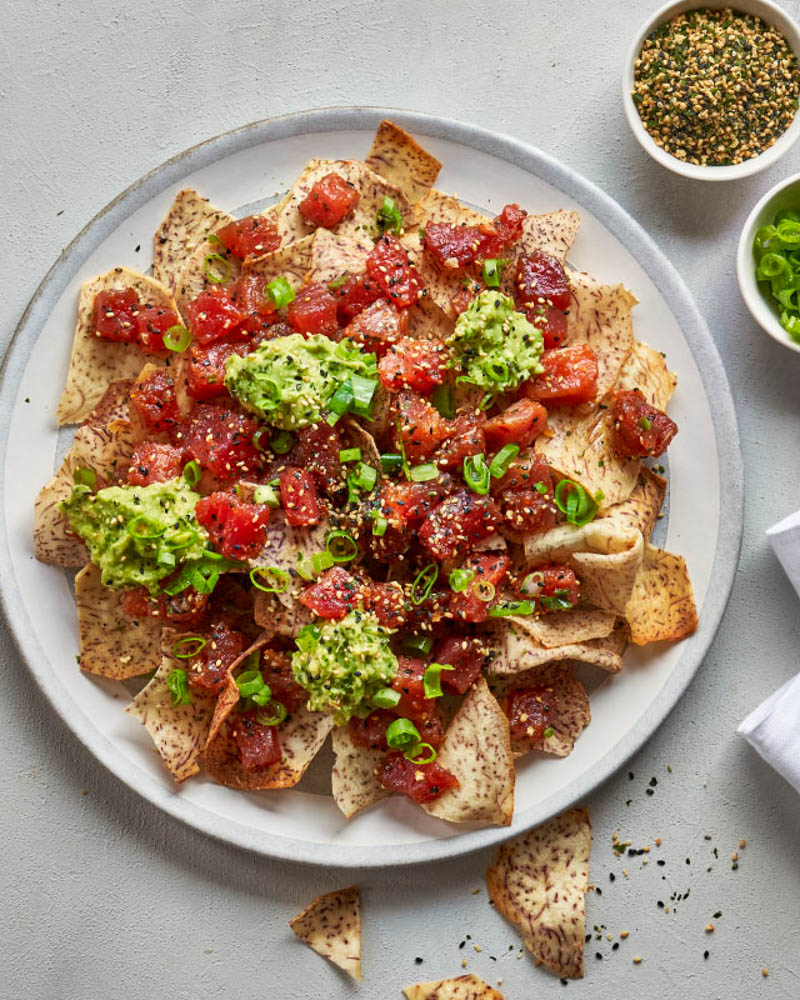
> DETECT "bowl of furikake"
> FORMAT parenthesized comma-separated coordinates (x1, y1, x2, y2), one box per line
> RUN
(624, 1, 800, 181)
(738, 171, 800, 353)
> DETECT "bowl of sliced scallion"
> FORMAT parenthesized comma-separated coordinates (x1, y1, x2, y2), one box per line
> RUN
(738, 172, 800, 354)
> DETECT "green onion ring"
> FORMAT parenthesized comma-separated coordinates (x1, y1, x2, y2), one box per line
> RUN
(203, 253, 230, 284)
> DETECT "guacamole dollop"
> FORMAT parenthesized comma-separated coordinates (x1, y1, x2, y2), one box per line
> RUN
(446, 290, 544, 392)
(60, 478, 209, 594)
(225, 333, 377, 430)
(291, 610, 398, 724)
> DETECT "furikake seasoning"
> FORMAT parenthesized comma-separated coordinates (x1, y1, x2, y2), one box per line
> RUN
(632, 7, 800, 166)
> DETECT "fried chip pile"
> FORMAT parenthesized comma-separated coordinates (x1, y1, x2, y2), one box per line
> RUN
(35, 119, 697, 828)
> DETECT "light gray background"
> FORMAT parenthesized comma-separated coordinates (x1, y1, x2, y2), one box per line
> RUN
(2, 2, 799, 998)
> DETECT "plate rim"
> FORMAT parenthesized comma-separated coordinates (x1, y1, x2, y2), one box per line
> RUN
(0, 106, 744, 867)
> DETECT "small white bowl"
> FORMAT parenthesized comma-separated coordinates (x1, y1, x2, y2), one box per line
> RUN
(737, 171, 800, 354)
(623, 0, 800, 181)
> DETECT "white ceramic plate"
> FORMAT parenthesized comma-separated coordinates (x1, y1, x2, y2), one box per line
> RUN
(0, 109, 742, 866)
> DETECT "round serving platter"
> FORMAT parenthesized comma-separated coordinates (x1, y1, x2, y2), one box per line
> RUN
(0, 108, 743, 867)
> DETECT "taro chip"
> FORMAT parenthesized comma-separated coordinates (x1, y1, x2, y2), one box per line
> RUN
(536, 405, 641, 508)
(277, 158, 413, 245)
(626, 544, 698, 645)
(561, 272, 636, 397)
(524, 520, 644, 615)
(518, 609, 617, 649)
(491, 663, 591, 759)
(404, 974, 505, 999)
(204, 700, 333, 791)
(421, 677, 515, 827)
(486, 806, 592, 979)
(253, 590, 315, 638)
(74, 563, 161, 679)
(330, 724, 390, 819)
(57, 268, 180, 425)
(615, 339, 677, 410)
(599, 466, 667, 542)
(125, 629, 238, 783)
(250, 511, 330, 608)
(485, 617, 628, 677)
(173, 201, 287, 316)
(307, 228, 372, 285)
(365, 120, 442, 203)
(35, 380, 136, 567)
(289, 885, 361, 981)
(153, 189, 233, 292)
(239, 233, 315, 299)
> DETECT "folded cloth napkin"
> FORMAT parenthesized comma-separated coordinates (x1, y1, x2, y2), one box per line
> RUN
(738, 511, 800, 794)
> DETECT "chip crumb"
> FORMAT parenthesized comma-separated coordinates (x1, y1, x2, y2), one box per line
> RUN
(474, 945, 482, 953)
(762, 968, 768, 978)
(705, 924, 715, 933)
(472, 888, 482, 895)
(620, 931, 629, 940)
(633, 956, 642, 964)
(667, 764, 673, 773)
(655, 838, 662, 847)
(740, 839, 747, 849)
(461, 958, 468, 969)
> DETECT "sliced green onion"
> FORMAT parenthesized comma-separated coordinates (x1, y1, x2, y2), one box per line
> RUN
(163, 324, 192, 352)
(312, 550, 335, 575)
(191, 566, 220, 594)
(463, 453, 490, 495)
(534, 480, 548, 495)
(165, 528, 199, 552)
(166, 668, 192, 706)
(236, 669, 269, 699)
(73, 466, 96, 489)
(296, 624, 321, 653)
(328, 274, 348, 291)
(405, 742, 436, 764)
(431, 384, 455, 419)
(478, 392, 497, 412)
(554, 478, 599, 526)
(249, 566, 290, 593)
(638, 416, 652, 431)
(489, 600, 534, 617)
(543, 726, 555, 739)
(489, 443, 520, 478)
(252, 428, 270, 452)
(172, 636, 207, 659)
(326, 529, 358, 563)
(327, 381, 355, 424)
(339, 447, 362, 463)
(411, 563, 438, 605)
(385, 717, 421, 752)
(270, 430, 294, 455)
(182, 460, 201, 486)
(253, 484, 279, 507)
(295, 556, 314, 582)
(264, 276, 295, 308)
(472, 580, 496, 603)
(127, 515, 166, 540)
(449, 568, 476, 593)
(349, 374, 378, 418)
(400, 634, 434, 657)
(256, 700, 287, 726)
(372, 514, 388, 537)
(350, 462, 377, 492)
(371, 686, 402, 710)
(380, 453, 404, 472)
(423, 662, 455, 699)
(482, 258, 507, 288)
(204, 253, 230, 284)
(376, 195, 403, 235)
(207, 233, 222, 245)
(409, 463, 439, 483)
(539, 588, 574, 612)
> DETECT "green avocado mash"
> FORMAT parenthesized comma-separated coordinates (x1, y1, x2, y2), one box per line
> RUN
(291, 610, 399, 724)
(446, 289, 544, 392)
(225, 333, 377, 430)
(60, 478, 209, 594)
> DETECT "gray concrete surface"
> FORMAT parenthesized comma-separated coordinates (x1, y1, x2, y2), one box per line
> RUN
(2, 1, 800, 997)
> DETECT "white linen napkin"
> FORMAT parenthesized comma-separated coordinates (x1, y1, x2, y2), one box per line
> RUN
(738, 511, 800, 794)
